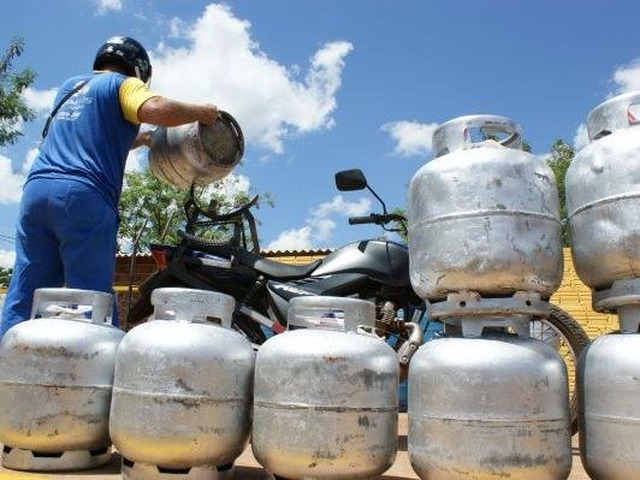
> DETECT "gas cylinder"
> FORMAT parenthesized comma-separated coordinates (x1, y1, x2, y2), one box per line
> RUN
(408, 318, 572, 479)
(252, 296, 399, 480)
(408, 114, 563, 300)
(0, 288, 123, 471)
(578, 309, 640, 479)
(149, 110, 244, 188)
(109, 288, 254, 479)
(566, 91, 640, 291)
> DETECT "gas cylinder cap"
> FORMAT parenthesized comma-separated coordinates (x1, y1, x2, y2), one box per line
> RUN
(30, 288, 113, 325)
(432, 114, 522, 158)
(287, 296, 376, 332)
(586, 90, 640, 142)
(151, 287, 235, 328)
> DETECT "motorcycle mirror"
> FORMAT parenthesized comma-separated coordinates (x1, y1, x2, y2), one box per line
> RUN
(335, 169, 367, 191)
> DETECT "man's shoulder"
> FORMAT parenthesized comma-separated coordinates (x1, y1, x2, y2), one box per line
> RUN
(60, 72, 115, 90)
(60, 74, 93, 88)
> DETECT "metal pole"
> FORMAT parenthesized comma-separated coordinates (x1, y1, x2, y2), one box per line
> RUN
(126, 219, 148, 326)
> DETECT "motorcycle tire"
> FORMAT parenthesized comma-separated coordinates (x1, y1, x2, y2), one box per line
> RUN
(531, 303, 591, 436)
(125, 271, 172, 329)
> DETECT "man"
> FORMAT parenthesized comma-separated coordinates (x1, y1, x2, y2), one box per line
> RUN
(1, 36, 219, 336)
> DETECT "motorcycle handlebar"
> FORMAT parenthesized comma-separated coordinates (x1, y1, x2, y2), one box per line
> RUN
(348, 213, 406, 226)
(348, 215, 376, 225)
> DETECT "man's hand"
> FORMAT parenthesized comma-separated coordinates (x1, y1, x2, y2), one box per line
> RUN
(130, 129, 154, 149)
(198, 104, 220, 125)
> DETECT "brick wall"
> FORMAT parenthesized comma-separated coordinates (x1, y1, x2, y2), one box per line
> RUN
(114, 255, 159, 286)
(550, 249, 618, 338)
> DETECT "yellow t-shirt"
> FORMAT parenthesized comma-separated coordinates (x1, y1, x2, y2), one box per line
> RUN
(119, 77, 158, 124)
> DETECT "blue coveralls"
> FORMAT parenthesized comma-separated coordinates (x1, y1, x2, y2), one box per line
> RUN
(1, 72, 140, 336)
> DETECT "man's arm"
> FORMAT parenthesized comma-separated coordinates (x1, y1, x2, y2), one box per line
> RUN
(119, 77, 220, 133)
(138, 96, 219, 127)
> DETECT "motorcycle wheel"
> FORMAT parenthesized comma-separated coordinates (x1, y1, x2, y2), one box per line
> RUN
(530, 303, 591, 436)
(125, 271, 172, 329)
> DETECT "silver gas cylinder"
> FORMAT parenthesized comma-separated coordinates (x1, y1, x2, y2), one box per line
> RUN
(109, 287, 254, 480)
(408, 317, 572, 479)
(0, 288, 123, 471)
(578, 308, 640, 478)
(252, 296, 399, 480)
(408, 115, 563, 300)
(566, 91, 640, 292)
(149, 111, 244, 188)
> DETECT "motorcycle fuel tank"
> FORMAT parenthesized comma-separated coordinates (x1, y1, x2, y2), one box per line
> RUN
(311, 239, 410, 287)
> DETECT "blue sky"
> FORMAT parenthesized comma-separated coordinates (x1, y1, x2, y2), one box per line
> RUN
(1, 0, 640, 267)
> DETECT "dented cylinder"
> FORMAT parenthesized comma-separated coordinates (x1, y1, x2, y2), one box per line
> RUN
(408, 115, 563, 301)
(109, 288, 254, 473)
(0, 288, 123, 471)
(567, 91, 640, 291)
(408, 331, 572, 479)
(252, 297, 399, 479)
(149, 111, 244, 188)
(579, 332, 640, 478)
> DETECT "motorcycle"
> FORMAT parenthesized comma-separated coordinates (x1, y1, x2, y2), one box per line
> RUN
(127, 168, 590, 434)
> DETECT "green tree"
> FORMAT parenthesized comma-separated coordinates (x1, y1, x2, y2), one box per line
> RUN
(0, 37, 36, 146)
(118, 168, 185, 252)
(391, 206, 409, 244)
(0, 38, 36, 288)
(546, 139, 574, 246)
(118, 168, 270, 253)
(0, 267, 12, 288)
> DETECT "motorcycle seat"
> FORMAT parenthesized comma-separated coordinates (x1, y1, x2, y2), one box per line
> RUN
(237, 250, 322, 279)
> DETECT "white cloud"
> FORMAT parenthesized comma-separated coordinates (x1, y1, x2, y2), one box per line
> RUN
(202, 173, 251, 199)
(613, 59, 640, 93)
(266, 226, 315, 251)
(0, 147, 42, 206)
(266, 194, 371, 251)
(22, 148, 39, 173)
(573, 123, 590, 151)
(151, 3, 353, 154)
(0, 250, 15, 269)
(314, 195, 371, 218)
(95, 0, 123, 15)
(0, 88, 56, 150)
(125, 147, 147, 173)
(314, 217, 338, 242)
(0, 155, 27, 205)
(570, 57, 640, 151)
(381, 120, 439, 157)
(21, 4, 353, 158)
(22, 87, 57, 114)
